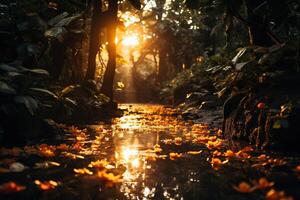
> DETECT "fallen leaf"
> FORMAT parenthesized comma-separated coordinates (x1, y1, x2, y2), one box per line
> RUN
(187, 150, 202, 155)
(235, 150, 251, 159)
(34, 161, 60, 169)
(206, 140, 222, 149)
(88, 160, 109, 169)
(0, 181, 26, 193)
(38, 144, 55, 157)
(9, 162, 26, 172)
(174, 137, 182, 145)
(56, 144, 69, 151)
(74, 168, 93, 175)
(213, 150, 222, 157)
(34, 180, 58, 190)
(254, 178, 274, 190)
(233, 182, 255, 193)
(210, 158, 228, 170)
(268, 158, 286, 166)
(295, 165, 300, 173)
(162, 139, 173, 145)
(169, 152, 182, 160)
(266, 189, 294, 200)
(98, 170, 122, 187)
(224, 150, 235, 158)
(153, 144, 163, 153)
(257, 154, 268, 161)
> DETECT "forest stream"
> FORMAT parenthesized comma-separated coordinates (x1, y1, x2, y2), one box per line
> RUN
(0, 104, 299, 200)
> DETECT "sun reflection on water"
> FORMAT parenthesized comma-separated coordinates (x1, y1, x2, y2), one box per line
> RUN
(110, 104, 184, 199)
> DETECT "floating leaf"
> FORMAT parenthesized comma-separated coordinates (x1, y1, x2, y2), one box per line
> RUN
(74, 168, 93, 175)
(224, 150, 235, 158)
(266, 189, 293, 200)
(34, 161, 60, 169)
(210, 158, 228, 170)
(187, 150, 202, 155)
(9, 162, 26, 172)
(233, 182, 255, 193)
(174, 137, 182, 145)
(88, 160, 109, 169)
(153, 144, 162, 153)
(254, 178, 274, 190)
(295, 165, 300, 173)
(169, 152, 182, 160)
(34, 180, 58, 190)
(0, 182, 26, 193)
(98, 170, 122, 187)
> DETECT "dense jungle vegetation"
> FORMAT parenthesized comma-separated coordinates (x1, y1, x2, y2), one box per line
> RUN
(0, 0, 300, 199)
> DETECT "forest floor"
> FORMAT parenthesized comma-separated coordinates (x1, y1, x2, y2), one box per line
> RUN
(0, 104, 299, 200)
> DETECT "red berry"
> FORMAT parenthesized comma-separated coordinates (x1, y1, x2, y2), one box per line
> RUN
(257, 102, 265, 109)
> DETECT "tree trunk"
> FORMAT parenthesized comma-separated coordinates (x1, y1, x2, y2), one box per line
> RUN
(85, 0, 101, 80)
(157, 47, 168, 82)
(101, 0, 118, 99)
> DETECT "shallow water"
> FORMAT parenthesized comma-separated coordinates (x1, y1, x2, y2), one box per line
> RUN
(0, 104, 299, 200)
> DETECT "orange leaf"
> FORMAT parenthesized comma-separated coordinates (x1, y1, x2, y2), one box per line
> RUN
(34, 180, 58, 190)
(174, 137, 182, 145)
(187, 150, 202, 155)
(169, 152, 182, 160)
(0, 182, 26, 193)
(98, 170, 122, 187)
(266, 189, 294, 200)
(295, 165, 300, 173)
(88, 160, 109, 169)
(233, 182, 255, 193)
(74, 168, 93, 175)
(255, 178, 274, 190)
(224, 150, 235, 158)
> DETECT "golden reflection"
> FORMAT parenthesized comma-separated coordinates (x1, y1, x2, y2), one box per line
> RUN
(112, 107, 159, 199)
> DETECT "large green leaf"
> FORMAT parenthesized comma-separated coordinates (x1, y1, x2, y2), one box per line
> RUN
(44, 27, 67, 38)
(60, 85, 78, 97)
(29, 88, 58, 99)
(55, 14, 82, 27)
(0, 81, 16, 94)
(14, 95, 39, 115)
(48, 12, 69, 26)
(0, 64, 20, 72)
(65, 97, 77, 106)
(25, 68, 50, 75)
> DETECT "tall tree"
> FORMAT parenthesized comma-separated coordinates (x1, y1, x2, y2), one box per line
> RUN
(85, 0, 102, 80)
(101, 0, 118, 99)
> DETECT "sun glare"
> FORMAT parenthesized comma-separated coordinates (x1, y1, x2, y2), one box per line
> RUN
(122, 35, 139, 46)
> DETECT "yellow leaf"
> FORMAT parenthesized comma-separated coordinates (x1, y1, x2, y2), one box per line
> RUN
(34, 180, 58, 190)
(187, 150, 202, 155)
